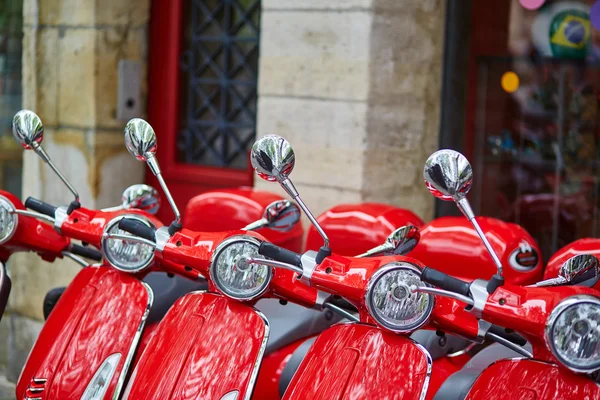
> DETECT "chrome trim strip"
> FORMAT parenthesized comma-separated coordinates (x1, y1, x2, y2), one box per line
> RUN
(101, 214, 156, 273)
(27, 386, 43, 393)
(24, 397, 42, 400)
(410, 339, 433, 400)
(32, 378, 47, 384)
(244, 308, 270, 400)
(0, 195, 18, 245)
(111, 281, 154, 400)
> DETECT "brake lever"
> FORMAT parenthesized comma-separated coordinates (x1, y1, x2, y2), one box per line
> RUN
(61, 251, 91, 267)
(410, 285, 474, 307)
(243, 256, 304, 276)
(102, 232, 156, 247)
(11, 209, 55, 223)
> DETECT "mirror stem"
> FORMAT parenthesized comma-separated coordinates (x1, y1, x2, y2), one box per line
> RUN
(280, 178, 331, 263)
(32, 143, 80, 212)
(356, 243, 391, 258)
(456, 197, 503, 277)
(146, 155, 182, 232)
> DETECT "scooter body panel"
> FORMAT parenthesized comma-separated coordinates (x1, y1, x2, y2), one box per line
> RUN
(465, 359, 600, 400)
(123, 292, 268, 400)
(184, 188, 304, 252)
(17, 265, 151, 400)
(411, 216, 543, 285)
(282, 323, 431, 400)
(0, 261, 10, 324)
(306, 203, 424, 256)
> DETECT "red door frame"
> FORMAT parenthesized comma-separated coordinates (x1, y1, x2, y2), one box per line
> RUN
(147, 0, 255, 224)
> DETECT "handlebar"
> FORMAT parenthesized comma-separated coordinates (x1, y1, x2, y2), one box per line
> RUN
(421, 267, 471, 297)
(258, 242, 302, 267)
(25, 197, 57, 218)
(69, 244, 102, 261)
(118, 218, 156, 242)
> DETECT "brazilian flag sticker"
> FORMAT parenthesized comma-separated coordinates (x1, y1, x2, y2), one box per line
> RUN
(549, 9, 591, 59)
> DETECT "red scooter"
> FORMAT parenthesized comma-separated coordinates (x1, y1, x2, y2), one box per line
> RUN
(269, 148, 600, 399)
(10, 110, 321, 400)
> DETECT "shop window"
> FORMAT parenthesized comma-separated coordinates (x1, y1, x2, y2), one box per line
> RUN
(441, 0, 600, 260)
(178, 0, 261, 170)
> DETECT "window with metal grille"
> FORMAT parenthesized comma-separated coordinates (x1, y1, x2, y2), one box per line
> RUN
(178, 0, 261, 170)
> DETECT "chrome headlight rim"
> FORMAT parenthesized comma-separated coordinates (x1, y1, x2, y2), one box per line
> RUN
(365, 262, 435, 334)
(101, 214, 155, 273)
(0, 195, 18, 245)
(545, 294, 600, 374)
(210, 235, 273, 301)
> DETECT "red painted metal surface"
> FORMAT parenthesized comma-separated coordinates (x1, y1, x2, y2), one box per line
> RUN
(484, 284, 600, 362)
(427, 354, 470, 400)
(17, 266, 150, 400)
(283, 323, 430, 400)
(123, 292, 267, 400)
(544, 238, 600, 289)
(147, 0, 253, 225)
(411, 216, 543, 285)
(60, 207, 163, 249)
(184, 188, 304, 252)
(465, 359, 600, 400)
(253, 337, 304, 400)
(0, 190, 69, 262)
(306, 203, 424, 256)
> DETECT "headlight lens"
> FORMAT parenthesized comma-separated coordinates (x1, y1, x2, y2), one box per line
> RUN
(545, 295, 600, 373)
(210, 235, 272, 301)
(365, 262, 434, 333)
(0, 196, 17, 245)
(101, 215, 155, 272)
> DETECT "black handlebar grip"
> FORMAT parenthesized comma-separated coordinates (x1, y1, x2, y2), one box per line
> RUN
(258, 242, 302, 267)
(69, 244, 102, 261)
(118, 218, 156, 242)
(488, 324, 527, 347)
(421, 267, 472, 297)
(25, 197, 57, 218)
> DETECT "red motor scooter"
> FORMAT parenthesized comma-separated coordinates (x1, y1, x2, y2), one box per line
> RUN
(268, 148, 600, 399)
(9, 110, 317, 400)
(0, 190, 103, 322)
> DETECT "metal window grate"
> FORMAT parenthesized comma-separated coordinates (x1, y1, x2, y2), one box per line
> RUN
(178, 0, 261, 170)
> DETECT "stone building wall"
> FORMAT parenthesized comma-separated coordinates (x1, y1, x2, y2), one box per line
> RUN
(255, 0, 446, 220)
(0, 0, 150, 381)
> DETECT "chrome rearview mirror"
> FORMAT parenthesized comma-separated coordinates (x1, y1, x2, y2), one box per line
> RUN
(124, 119, 181, 233)
(535, 254, 600, 288)
(251, 135, 331, 262)
(424, 150, 504, 291)
(357, 225, 420, 258)
(101, 184, 161, 215)
(12, 110, 80, 209)
(243, 200, 301, 232)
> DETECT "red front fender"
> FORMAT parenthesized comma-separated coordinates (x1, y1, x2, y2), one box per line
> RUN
(465, 359, 600, 399)
(122, 292, 268, 400)
(17, 266, 151, 400)
(283, 323, 431, 400)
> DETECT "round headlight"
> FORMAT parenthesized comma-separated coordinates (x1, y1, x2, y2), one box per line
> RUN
(101, 215, 155, 272)
(0, 196, 17, 245)
(210, 235, 272, 301)
(545, 295, 600, 373)
(365, 262, 434, 333)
